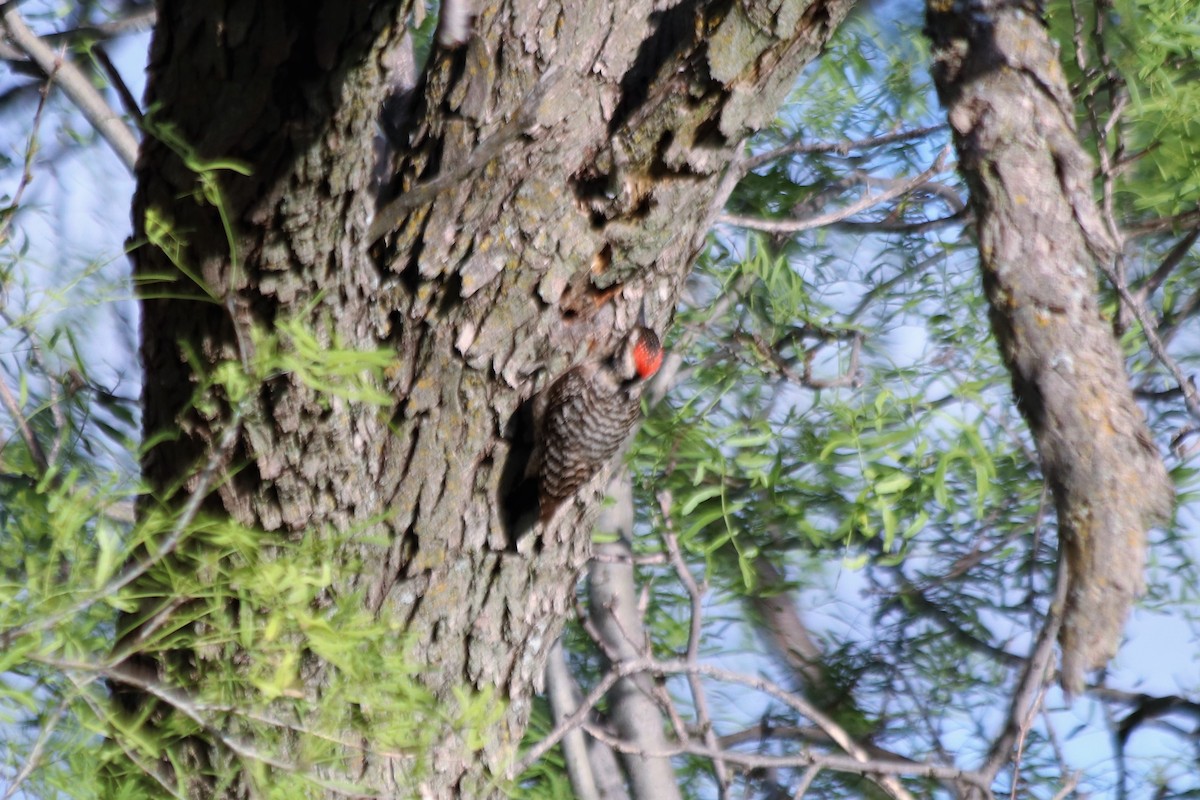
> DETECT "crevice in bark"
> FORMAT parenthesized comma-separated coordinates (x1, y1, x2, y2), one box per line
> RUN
(498, 397, 538, 545)
(609, 0, 717, 135)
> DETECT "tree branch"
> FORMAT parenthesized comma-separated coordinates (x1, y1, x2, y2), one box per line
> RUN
(586, 475, 684, 800)
(0, 2, 138, 172)
(718, 146, 952, 235)
(740, 124, 949, 172)
(658, 489, 730, 794)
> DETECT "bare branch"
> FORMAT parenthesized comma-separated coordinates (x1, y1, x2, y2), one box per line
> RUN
(1049, 773, 1081, 800)
(91, 43, 144, 125)
(0, 2, 139, 172)
(828, 208, 969, 235)
(544, 640, 608, 800)
(0, 5, 156, 59)
(512, 662, 626, 776)
(1132, 227, 1200, 309)
(521, 649, 928, 800)
(1125, 208, 1200, 238)
(587, 475, 684, 800)
(741, 124, 949, 171)
(0, 375, 50, 474)
(579, 717, 993, 793)
(1099, 254, 1200, 420)
(792, 765, 822, 797)
(718, 146, 952, 235)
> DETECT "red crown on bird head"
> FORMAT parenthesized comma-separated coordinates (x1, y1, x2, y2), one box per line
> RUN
(633, 329, 663, 380)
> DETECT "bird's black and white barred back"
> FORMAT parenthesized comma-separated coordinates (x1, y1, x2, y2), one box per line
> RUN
(534, 326, 663, 523)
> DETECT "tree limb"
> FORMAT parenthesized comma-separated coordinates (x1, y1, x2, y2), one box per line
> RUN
(0, 2, 138, 172)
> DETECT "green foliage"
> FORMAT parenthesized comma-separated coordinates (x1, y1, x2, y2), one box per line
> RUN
(0, 339, 463, 798)
(637, 233, 1010, 586)
(1050, 0, 1200, 215)
(1111, 0, 1200, 213)
(563, 6, 1200, 796)
(6, 1, 1200, 798)
(794, 12, 933, 141)
(0, 167, 473, 800)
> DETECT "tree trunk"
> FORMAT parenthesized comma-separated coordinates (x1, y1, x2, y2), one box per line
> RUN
(127, 0, 854, 795)
(925, 0, 1174, 695)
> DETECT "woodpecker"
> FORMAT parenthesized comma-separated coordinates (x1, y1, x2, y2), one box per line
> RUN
(532, 326, 664, 524)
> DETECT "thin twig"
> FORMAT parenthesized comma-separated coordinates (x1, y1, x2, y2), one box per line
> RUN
(518, 653, 922, 800)
(90, 42, 143, 125)
(1132, 228, 1200, 309)
(1049, 773, 1081, 800)
(792, 765, 821, 798)
(828, 208, 968, 235)
(1037, 705, 1079, 800)
(512, 661, 626, 776)
(1125, 208, 1200, 238)
(1099, 258, 1200, 420)
(1103, 695, 1130, 800)
(0, 311, 75, 479)
(0, 58, 52, 245)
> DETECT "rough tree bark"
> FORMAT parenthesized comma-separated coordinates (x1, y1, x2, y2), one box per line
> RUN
(126, 0, 854, 795)
(925, 0, 1174, 694)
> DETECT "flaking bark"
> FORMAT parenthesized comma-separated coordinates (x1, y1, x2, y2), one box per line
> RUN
(925, 0, 1173, 694)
